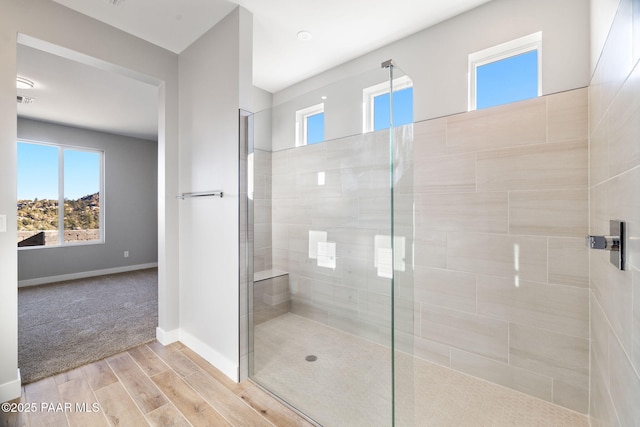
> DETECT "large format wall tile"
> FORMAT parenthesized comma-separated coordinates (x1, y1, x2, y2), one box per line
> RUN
(547, 88, 589, 143)
(608, 62, 640, 177)
(265, 87, 590, 414)
(590, 364, 621, 427)
(477, 275, 589, 339)
(609, 333, 640, 427)
(446, 97, 546, 152)
(590, 249, 634, 355)
(272, 199, 312, 225)
(420, 303, 508, 362)
(509, 323, 589, 389)
(310, 196, 359, 228)
(414, 266, 476, 313)
(413, 228, 447, 269)
(509, 189, 588, 237)
(413, 152, 476, 193)
(597, 0, 635, 128)
(591, 293, 610, 388)
(325, 132, 388, 170)
(450, 348, 552, 401)
(296, 168, 343, 199)
(553, 380, 589, 414)
(420, 192, 508, 233)
(447, 232, 547, 283)
(412, 117, 447, 156)
(476, 140, 588, 192)
(634, 267, 640, 373)
(548, 237, 589, 287)
(412, 335, 451, 366)
(589, 120, 609, 186)
(272, 171, 297, 199)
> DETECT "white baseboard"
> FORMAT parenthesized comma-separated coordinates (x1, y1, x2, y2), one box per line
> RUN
(156, 327, 179, 345)
(178, 330, 238, 382)
(18, 263, 158, 288)
(0, 369, 21, 403)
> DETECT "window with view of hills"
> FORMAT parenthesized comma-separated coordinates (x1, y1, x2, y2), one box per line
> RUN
(17, 141, 103, 248)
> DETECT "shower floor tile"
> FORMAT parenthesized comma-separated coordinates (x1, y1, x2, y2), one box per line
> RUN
(252, 313, 589, 427)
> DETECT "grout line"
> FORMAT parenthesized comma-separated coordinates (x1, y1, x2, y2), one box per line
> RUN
(103, 350, 173, 427)
(58, 382, 72, 427)
(137, 347, 194, 425)
(82, 366, 113, 427)
(150, 342, 269, 427)
(141, 344, 198, 427)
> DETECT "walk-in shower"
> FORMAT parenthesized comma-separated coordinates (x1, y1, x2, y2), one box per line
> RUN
(243, 61, 591, 426)
(245, 62, 415, 426)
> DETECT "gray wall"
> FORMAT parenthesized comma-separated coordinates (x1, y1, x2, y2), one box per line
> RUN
(17, 118, 158, 283)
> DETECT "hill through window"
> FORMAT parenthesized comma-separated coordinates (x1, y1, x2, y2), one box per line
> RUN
(17, 141, 103, 248)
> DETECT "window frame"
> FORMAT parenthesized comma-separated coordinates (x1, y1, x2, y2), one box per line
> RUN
(468, 31, 542, 111)
(17, 140, 105, 250)
(362, 75, 413, 133)
(295, 103, 324, 147)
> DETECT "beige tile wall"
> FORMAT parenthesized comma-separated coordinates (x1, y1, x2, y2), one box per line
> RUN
(269, 131, 402, 349)
(254, 149, 273, 273)
(261, 87, 590, 414)
(589, 0, 640, 425)
(412, 88, 589, 414)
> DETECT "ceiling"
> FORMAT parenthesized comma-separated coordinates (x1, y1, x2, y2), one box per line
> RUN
(18, 0, 492, 140)
(17, 44, 159, 141)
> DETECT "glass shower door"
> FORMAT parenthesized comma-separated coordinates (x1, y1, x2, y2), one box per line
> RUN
(247, 63, 414, 426)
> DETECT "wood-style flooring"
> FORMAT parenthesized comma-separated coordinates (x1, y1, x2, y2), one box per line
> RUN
(0, 341, 314, 427)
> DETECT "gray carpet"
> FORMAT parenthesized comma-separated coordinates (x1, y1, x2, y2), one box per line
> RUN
(18, 268, 158, 384)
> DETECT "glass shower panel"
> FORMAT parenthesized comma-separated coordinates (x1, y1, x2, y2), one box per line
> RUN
(248, 63, 414, 426)
(389, 65, 415, 427)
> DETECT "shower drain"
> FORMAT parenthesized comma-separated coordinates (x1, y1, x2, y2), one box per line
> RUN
(305, 355, 318, 362)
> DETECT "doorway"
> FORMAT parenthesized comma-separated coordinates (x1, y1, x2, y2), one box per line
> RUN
(16, 38, 161, 383)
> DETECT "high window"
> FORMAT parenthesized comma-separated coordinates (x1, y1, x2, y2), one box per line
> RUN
(469, 32, 542, 110)
(363, 76, 413, 132)
(17, 141, 104, 248)
(296, 103, 325, 146)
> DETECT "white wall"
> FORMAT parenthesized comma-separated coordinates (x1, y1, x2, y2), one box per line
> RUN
(274, 0, 590, 123)
(0, 0, 179, 402)
(590, 0, 622, 73)
(177, 6, 253, 381)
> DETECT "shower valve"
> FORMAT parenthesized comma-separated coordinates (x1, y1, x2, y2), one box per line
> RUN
(586, 235, 619, 251)
(585, 220, 626, 270)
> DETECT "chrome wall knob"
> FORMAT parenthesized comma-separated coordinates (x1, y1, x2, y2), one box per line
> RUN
(585, 220, 626, 270)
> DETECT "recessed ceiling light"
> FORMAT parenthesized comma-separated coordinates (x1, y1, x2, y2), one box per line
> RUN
(16, 77, 34, 89)
(297, 31, 313, 42)
(321, 96, 327, 100)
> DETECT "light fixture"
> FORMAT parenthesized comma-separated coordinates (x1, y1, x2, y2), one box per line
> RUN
(17, 95, 35, 104)
(297, 31, 313, 42)
(101, 0, 126, 6)
(16, 77, 34, 89)
(321, 96, 327, 100)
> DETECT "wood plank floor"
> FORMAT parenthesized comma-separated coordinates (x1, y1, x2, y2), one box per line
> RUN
(0, 341, 315, 427)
